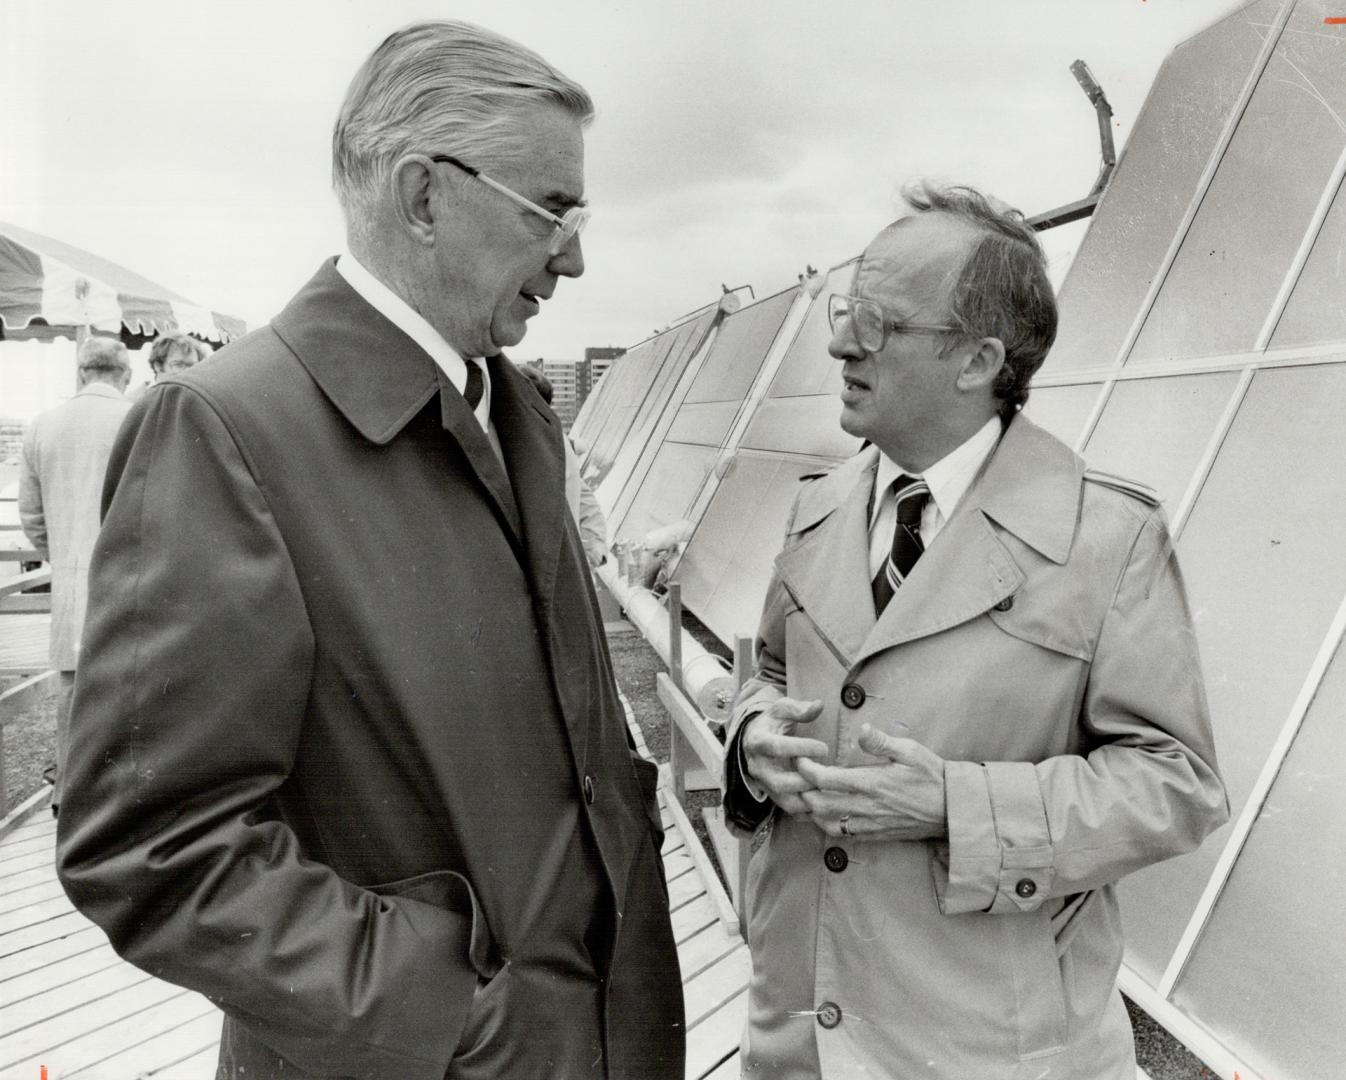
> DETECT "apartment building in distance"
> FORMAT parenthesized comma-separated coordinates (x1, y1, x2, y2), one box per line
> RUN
(521, 347, 625, 429)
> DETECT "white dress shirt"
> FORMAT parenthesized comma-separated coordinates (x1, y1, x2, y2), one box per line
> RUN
(867, 416, 1002, 578)
(335, 254, 496, 441)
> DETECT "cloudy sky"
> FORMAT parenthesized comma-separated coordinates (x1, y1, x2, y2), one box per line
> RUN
(2, 0, 1243, 373)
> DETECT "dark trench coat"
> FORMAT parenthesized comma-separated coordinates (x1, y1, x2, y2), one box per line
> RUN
(56, 261, 683, 1080)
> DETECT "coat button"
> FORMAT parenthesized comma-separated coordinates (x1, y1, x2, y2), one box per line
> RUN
(1015, 878, 1036, 898)
(816, 1001, 843, 1029)
(823, 847, 849, 873)
(840, 683, 866, 709)
(994, 595, 1015, 612)
(583, 775, 596, 804)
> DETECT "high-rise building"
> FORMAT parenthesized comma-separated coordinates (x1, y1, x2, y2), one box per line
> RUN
(520, 357, 592, 429)
(584, 346, 625, 390)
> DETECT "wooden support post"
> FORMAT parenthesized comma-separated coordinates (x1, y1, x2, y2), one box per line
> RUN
(730, 633, 755, 915)
(667, 582, 683, 693)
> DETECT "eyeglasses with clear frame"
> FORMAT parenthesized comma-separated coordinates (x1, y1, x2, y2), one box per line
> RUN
(827, 293, 961, 354)
(431, 154, 589, 256)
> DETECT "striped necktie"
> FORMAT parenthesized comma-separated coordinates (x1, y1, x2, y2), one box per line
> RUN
(871, 475, 930, 615)
(463, 360, 484, 410)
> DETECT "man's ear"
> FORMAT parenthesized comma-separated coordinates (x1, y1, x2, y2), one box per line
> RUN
(390, 155, 440, 247)
(956, 336, 1006, 393)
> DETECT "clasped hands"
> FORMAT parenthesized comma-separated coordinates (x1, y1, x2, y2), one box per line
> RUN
(740, 696, 947, 842)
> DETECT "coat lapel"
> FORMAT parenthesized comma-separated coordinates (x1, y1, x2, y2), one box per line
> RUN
(433, 362, 523, 541)
(775, 451, 880, 665)
(272, 259, 525, 543)
(488, 355, 566, 609)
(852, 416, 1086, 666)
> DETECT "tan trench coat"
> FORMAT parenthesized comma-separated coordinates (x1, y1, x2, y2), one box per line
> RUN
(725, 416, 1227, 1080)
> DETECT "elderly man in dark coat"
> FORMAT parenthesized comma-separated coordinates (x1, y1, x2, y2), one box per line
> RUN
(56, 20, 681, 1080)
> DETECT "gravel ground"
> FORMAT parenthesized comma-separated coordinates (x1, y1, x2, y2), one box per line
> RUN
(2, 676, 56, 815)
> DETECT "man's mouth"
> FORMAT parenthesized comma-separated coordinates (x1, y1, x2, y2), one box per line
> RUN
(842, 373, 870, 392)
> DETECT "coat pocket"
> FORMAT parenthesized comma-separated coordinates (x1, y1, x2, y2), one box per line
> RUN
(368, 869, 501, 981)
(1000, 906, 1069, 1060)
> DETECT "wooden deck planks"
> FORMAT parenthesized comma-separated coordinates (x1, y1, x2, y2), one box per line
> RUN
(0, 662, 753, 1079)
(65, 1007, 223, 1079)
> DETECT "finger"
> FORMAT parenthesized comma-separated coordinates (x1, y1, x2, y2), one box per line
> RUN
(757, 769, 815, 796)
(857, 725, 932, 766)
(752, 731, 830, 761)
(775, 794, 812, 817)
(768, 698, 824, 724)
(795, 757, 874, 791)
(856, 723, 904, 760)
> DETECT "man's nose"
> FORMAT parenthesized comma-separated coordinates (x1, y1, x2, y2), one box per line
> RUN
(828, 321, 863, 362)
(549, 234, 584, 278)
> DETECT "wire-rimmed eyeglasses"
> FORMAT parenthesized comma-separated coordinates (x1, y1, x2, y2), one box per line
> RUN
(431, 154, 589, 256)
(827, 293, 961, 354)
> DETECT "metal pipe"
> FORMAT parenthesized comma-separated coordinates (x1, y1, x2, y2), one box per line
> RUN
(596, 560, 735, 721)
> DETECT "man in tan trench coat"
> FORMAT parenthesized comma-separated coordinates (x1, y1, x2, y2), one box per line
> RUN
(723, 182, 1228, 1079)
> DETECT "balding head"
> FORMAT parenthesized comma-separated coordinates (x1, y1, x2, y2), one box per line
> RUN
(77, 337, 131, 392)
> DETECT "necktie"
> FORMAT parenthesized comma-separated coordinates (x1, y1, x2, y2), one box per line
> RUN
(871, 475, 930, 614)
(463, 361, 484, 410)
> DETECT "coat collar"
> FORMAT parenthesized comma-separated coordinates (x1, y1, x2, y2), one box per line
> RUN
(77, 381, 127, 401)
(269, 260, 571, 550)
(272, 259, 439, 446)
(973, 414, 1086, 567)
(777, 414, 1087, 665)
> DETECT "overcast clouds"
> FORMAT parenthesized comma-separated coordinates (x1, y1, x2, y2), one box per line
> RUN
(2, 0, 1242, 366)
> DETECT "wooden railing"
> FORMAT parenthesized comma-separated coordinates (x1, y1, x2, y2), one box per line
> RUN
(0, 530, 50, 614)
(658, 582, 754, 925)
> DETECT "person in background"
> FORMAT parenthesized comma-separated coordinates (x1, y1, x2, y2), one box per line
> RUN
(18, 336, 133, 815)
(57, 20, 679, 1080)
(128, 332, 210, 398)
(722, 181, 1227, 1079)
(149, 331, 209, 376)
(519, 362, 610, 567)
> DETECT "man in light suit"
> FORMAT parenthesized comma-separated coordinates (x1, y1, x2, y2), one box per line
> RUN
(723, 183, 1228, 1079)
(19, 336, 132, 813)
(58, 21, 680, 1080)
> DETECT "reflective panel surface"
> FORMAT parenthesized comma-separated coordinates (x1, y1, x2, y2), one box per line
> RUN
(585, 313, 715, 487)
(609, 442, 718, 547)
(1171, 632, 1346, 1080)
(1120, 362, 1346, 981)
(1130, 1, 1346, 362)
(686, 288, 797, 405)
(675, 450, 834, 645)
(765, 262, 857, 398)
(1020, 383, 1104, 448)
(1044, 0, 1279, 374)
(1083, 372, 1240, 511)
(740, 395, 860, 459)
(595, 313, 714, 505)
(1270, 174, 1346, 349)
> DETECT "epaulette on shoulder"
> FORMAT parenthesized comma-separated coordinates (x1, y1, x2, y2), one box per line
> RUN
(1083, 468, 1161, 507)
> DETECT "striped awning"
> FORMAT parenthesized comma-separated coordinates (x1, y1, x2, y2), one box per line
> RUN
(0, 221, 246, 343)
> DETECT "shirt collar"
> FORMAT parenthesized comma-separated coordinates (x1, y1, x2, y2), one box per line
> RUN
(872, 415, 1002, 526)
(336, 253, 490, 426)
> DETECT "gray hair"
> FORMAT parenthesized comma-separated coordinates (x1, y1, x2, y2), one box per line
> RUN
(332, 20, 594, 239)
(77, 337, 130, 375)
(148, 332, 207, 374)
(901, 181, 1057, 418)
